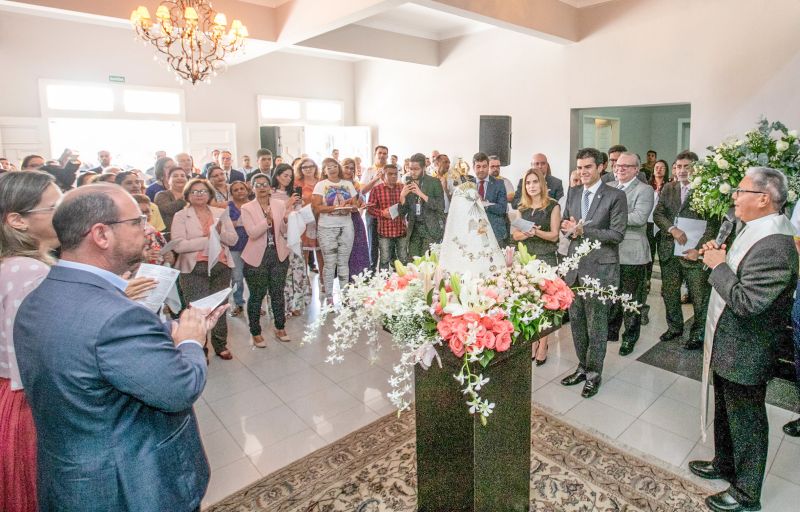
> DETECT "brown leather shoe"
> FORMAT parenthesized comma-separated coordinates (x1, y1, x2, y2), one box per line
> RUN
(216, 349, 233, 360)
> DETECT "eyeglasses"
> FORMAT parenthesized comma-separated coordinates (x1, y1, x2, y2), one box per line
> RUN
(24, 205, 58, 215)
(190, 189, 209, 196)
(253, 182, 271, 189)
(82, 214, 147, 236)
(732, 188, 767, 196)
(613, 164, 638, 170)
(300, 165, 316, 170)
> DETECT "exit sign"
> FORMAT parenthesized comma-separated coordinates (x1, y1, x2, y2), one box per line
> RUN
(109, 75, 126, 83)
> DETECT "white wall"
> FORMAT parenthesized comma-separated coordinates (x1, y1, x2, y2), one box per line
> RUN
(354, 0, 800, 185)
(0, 11, 356, 159)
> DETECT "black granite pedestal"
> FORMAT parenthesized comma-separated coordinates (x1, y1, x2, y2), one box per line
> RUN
(415, 329, 554, 512)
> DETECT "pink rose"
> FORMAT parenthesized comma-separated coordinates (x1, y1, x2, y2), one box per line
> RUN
(483, 331, 497, 350)
(495, 332, 512, 352)
(448, 336, 465, 357)
(542, 293, 561, 310)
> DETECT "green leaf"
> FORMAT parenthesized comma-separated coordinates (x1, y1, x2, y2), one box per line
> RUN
(479, 350, 495, 368)
(450, 274, 461, 299)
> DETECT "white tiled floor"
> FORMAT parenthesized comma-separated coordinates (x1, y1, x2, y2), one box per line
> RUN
(197, 275, 800, 511)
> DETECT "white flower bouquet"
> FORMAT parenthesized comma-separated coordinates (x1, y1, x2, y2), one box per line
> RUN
(690, 118, 800, 219)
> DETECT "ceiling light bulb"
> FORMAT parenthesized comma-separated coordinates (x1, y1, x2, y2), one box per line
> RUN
(214, 13, 227, 27)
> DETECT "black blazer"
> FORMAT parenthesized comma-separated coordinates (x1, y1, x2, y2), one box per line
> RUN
(561, 182, 627, 286)
(652, 181, 719, 263)
(709, 233, 798, 385)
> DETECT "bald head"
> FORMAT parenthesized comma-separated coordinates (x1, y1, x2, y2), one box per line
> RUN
(531, 153, 550, 175)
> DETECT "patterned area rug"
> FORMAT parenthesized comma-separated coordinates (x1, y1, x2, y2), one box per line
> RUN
(207, 407, 712, 511)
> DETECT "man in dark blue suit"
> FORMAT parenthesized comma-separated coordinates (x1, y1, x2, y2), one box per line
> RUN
(219, 150, 245, 183)
(472, 152, 509, 247)
(14, 184, 221, 512)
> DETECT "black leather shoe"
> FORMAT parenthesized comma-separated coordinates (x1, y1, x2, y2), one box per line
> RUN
(560, 369, 586, 386)
(619, 341, 635, 356)
(783, 418, 800, 437)
(688, 460, 729, 482)
(659, 330, 682, 342)
(535, 357, 547, 367)
(684, 339, 703, 350)
(705, 490, 761, 512)
(581, 377, 601, 398)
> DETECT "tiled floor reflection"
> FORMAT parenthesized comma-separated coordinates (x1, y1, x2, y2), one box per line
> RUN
(198, 274, 800, 511)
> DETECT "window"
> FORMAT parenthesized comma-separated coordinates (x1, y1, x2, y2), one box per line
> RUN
(306, 100, 342, 122)
(46, 84, 114, 112)
(123, 89, 181, 115)
(258, 96, 344, 125)
(259, 98, 301, 121)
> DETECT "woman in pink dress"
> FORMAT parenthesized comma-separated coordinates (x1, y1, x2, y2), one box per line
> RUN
(0, 171, 63, 512)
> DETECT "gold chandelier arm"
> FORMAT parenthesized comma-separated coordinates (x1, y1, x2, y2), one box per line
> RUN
(131, 0, 247, 84)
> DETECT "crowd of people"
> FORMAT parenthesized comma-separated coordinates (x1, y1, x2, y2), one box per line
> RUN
(1, 142, 800, 512)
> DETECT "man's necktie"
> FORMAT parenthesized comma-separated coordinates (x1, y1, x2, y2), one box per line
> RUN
(582, 189, 591, 220)
(479, 179, 486, 199)
(680, 185, 688, 205)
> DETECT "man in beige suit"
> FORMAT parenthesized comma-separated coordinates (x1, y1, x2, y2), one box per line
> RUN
(607, 152, 654, 356)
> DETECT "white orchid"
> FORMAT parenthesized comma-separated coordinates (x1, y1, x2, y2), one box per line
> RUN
(777, 140, 790, 152)
(719, 183, 732, 194)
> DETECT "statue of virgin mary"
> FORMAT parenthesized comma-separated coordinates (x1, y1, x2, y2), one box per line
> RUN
(438, 182, 505, 277)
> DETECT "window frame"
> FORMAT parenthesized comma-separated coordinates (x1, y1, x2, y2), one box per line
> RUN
(257, 95, 344, 126)
(39, 79, 186, 122)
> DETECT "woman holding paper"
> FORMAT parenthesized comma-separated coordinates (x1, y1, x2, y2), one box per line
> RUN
(295, 158, 324, 279)
(241, 173, 291, 347)
(171, 178, 238, 360)
(511, 168, 560, 366)
(271, 164, 310, 317)
(312, 159, 360, 303)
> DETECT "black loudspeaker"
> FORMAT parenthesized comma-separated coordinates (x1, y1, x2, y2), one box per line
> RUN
(259, 126, 280, 155)
(479, 115, 512, 166)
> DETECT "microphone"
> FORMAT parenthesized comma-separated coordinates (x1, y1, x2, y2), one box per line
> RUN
(714, 217, 734, 247)
(701, 210, 735, 269)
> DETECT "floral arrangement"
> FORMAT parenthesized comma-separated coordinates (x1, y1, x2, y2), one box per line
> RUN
(304, 242, 639, 423)
(690, 118, 800, 219)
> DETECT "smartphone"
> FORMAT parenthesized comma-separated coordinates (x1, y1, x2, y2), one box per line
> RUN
(293, 186, 302, 197)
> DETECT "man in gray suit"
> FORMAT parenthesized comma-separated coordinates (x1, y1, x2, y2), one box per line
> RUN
(14, 184, 221, 512)
(607, 152, 654, 356)
(690, 168, 797, 512)
(560, 148, 627, 397)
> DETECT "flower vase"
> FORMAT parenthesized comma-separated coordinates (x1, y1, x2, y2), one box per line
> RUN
(414, 326, 557, 511)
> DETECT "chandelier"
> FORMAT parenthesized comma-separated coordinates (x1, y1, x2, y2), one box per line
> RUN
(130, 1, 248, 85)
